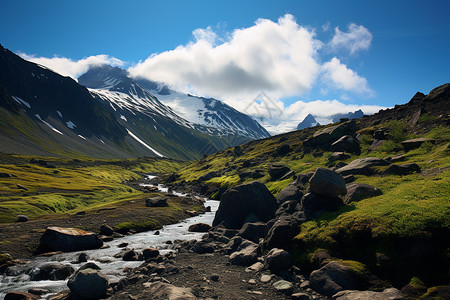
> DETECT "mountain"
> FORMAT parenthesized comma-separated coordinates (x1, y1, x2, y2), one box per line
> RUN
(330, 109, 364, 123)
(132, 77, 270, 140)
(0, 45, 243, 160)
(297, 114, 320, 130)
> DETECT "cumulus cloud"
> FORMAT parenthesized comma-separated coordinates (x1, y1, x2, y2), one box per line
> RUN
(329, 23, 372, 54)
(322, 57, 374, 96)
(18, 53, 124, 79)
(128, 14, 322, 101)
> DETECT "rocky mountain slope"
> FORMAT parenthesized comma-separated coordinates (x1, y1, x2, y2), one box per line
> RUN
(159, 83, 450, 297)
(297, 114, 319, 130)
(0, 45, 253, 160)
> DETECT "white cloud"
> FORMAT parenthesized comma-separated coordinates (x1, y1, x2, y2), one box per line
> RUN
(128, 14, 322, 101)
(19, 53, 124, 80)
(329, 23, 372, 54)
(258, 98, 386, 135)
(322, 57, 374, 96)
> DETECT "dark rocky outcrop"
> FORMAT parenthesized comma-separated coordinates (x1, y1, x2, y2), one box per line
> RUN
(188, 223, 212, 233)
(343, 183, 382, 204)
(38, 227, 103, 253)
(238, 222, 266, 243)
(68, 268, 109, 300)
(303, 120, 357, 150)
(268, 163, 291, 181)
(229, 240, 259, 266)
(300, 193, 343, 220)
(4, 292, 38, 300)
(336, 157, 390, 176)
(145, 196, 169, 207)
(330, 135, 361, 155)
(276, 185, 303, 205)
(213, 181, 277, 229)
(265, 248, 292, 274)
(264, 215, 305, 250)
(383, 163, 421, 175)
(309, 168, 347, 198)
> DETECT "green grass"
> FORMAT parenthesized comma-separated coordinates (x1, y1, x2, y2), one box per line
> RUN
(0, 155, 183, 222)
(113, 219, 162, 233)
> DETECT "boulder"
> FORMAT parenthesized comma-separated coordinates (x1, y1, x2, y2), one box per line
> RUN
(275, 144, 292, 156)
(68, 268, 108, 300)
(238, 222, 266, 243)
(4, 292, 38, 300)
(291, 173, 313, 188)
(331, 135, 361, 155)
(223, 236, 243, 254)
(383, 163, 421, 175)
(0, 172, 15, 178)
(264, 215, 305, 250)
(188, 223, 212, 233)
(238, 170, 264, 180)
(275, 200, 300, 217)
(268, 163, 291, 180)
(78, 262, 101, 272)
(122, 250, 140, 261)
(276, 185, 303, 205)
(343, 183, 382, 204)
(39, 227, 103, 252)
(309, 167, 347, 198)
(265, 248, 292, 274)
(328, 152, 351, 163)
(401, 138, 435, 151)
(292, 292, 312, 300)
(300, 193, 343, 220)
(16, 215, 28, 222)
(333, 288, 404, 300)
(192, 241, 215, 254)
(99, 224, 114, 236)
(145, 196, 169, 207)
(229, 241, 259, 266)
(213, 181, 277, 229)
(303, 120, 357, 149)
(29, 263, 74, 281)
(336, 157, 390, 176)
(78, 253, 89, 263)
(143, 282, 196, 300)
(143, 248, 160, 260)
(310, 261, 367, 297)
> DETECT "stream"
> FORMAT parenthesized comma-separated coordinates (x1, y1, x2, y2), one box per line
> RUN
(0, 176, 219, 299)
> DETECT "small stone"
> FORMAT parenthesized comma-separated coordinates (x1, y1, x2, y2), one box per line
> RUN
(292, 292, 312, 300)
(248, 279, 257, 284)
(245, 262, 264, 273)
(78, 253, 89, 263)
(273, 280, 294, 295)
(118, 242, 128, 248)
(16, 215, 28, 222)
(300, 280, 310, 289)
(210, 274, 219, 282)
(261, 274, 273, 283)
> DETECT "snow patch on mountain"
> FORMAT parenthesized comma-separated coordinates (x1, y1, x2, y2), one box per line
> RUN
(66, 121, 76, 129)
(35, 114, 64, 135)
(12, 96, 31, 108)
(126, 129, 165, 158)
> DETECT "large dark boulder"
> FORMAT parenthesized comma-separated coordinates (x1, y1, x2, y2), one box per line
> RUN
(145, 196, 168, 207)
(310, 261, 365, 297)
(213, 181, 277, 229)
(344, 183, 382, 204)
(39, 227, 103, 252)
(265, 248, 292, 274)
(303, 120, 357, 149)
(29, 263, 74, 281)
(333, 288, 404, 300)
(268, 163, 291, 181)
(276, 185, 303, 205)
(336, 157, 390, 176)
(331, 135, 361, 155)
(4, 292, 38, 300)
(383, 163, 421, 175)
(264, 215, 305, 250)
(238, 222, 266, 243)
(229, 240, 259, 266)
(309, 168, 347, 198)
(300, 193, 343, 220)
(68, 268, 108, 299)
(188, 223, 212, 232)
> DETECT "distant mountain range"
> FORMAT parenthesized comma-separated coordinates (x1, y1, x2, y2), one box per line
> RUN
(0, 45, 268, 160)
(296, 110, 365, 130)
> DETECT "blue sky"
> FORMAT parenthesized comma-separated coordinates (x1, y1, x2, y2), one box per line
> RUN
(1, 0, 449, 133)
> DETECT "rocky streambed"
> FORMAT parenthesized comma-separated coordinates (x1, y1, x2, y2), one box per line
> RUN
(0, 177, 219, 299)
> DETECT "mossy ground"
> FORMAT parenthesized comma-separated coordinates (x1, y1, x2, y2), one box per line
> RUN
(0, 154, 183, 222)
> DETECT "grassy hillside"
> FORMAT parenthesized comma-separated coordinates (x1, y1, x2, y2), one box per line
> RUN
(0, 154, 184, 222)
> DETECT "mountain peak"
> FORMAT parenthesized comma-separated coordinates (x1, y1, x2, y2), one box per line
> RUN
(297, 114, 319, 130)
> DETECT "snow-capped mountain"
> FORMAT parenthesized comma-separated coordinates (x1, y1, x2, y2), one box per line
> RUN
(133, 77, 271, 140)
(297, 114, 320, 130)
(0, 45, 242, 160)
(78, 65, 270, 140)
